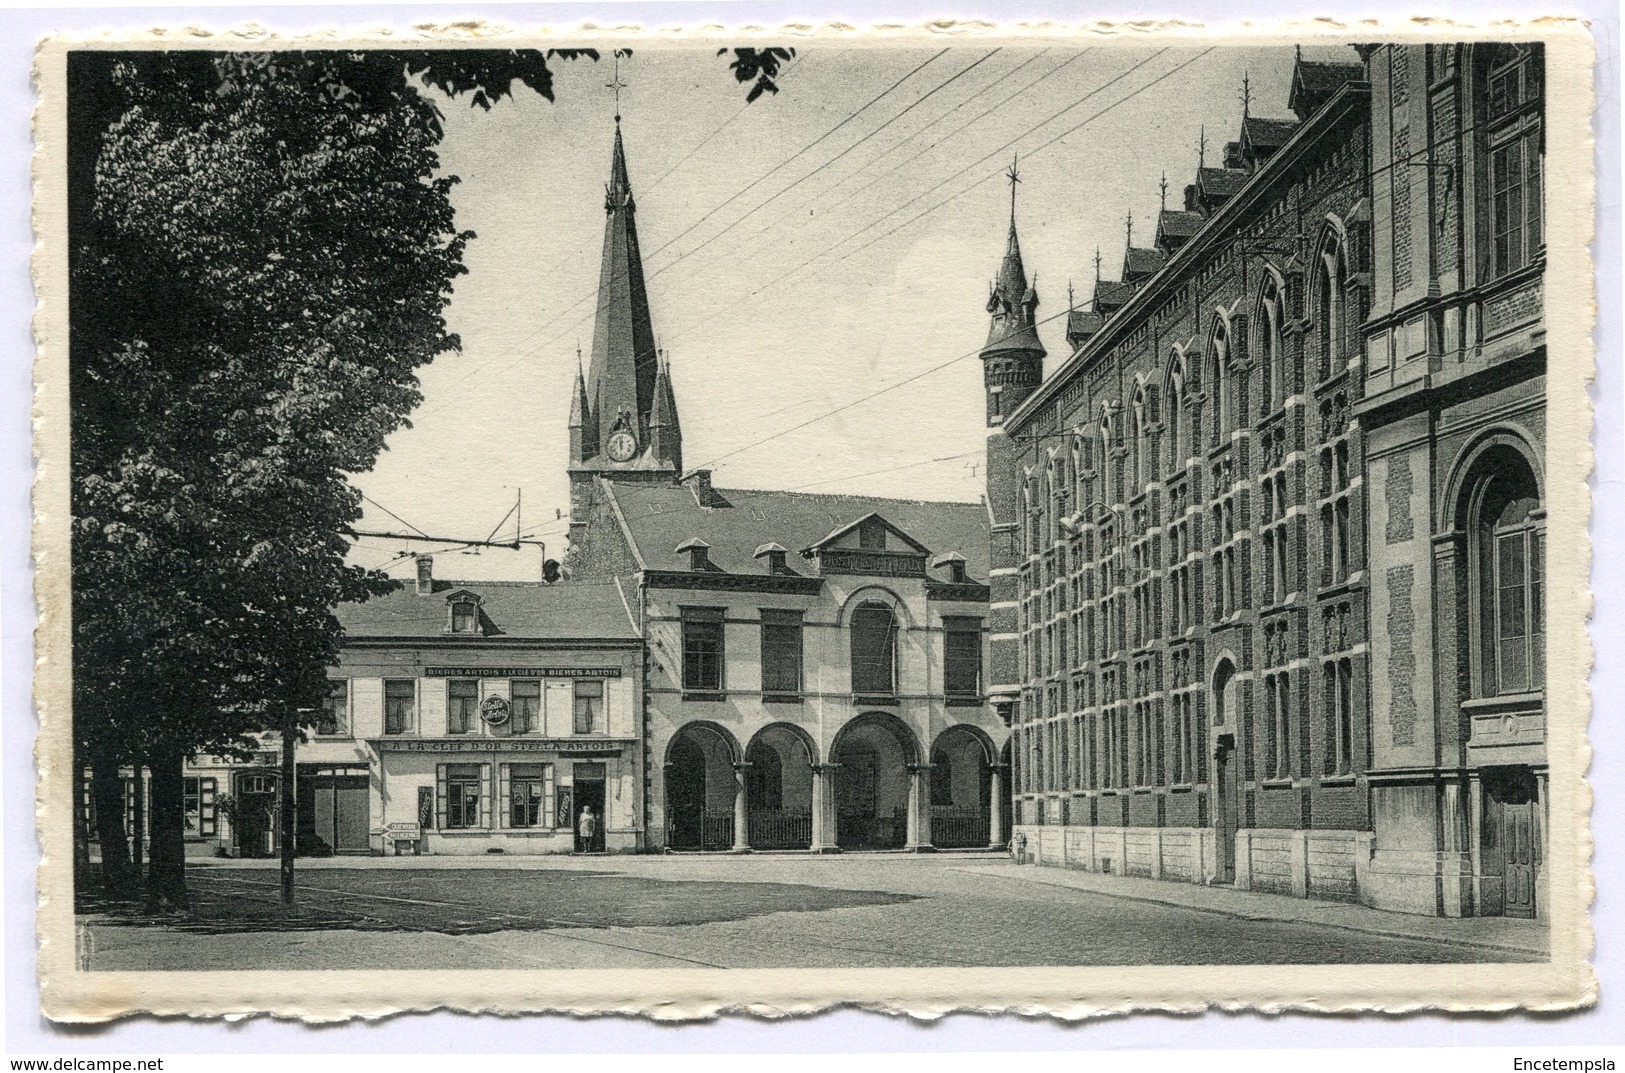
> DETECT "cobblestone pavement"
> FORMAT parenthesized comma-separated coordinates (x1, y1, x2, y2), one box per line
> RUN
(78, 853, 1549, 971)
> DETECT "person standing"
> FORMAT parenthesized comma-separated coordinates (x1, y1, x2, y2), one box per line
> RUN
(577, 805, 597, 853)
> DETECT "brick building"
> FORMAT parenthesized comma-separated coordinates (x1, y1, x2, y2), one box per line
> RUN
(986, 45, 1545, 917)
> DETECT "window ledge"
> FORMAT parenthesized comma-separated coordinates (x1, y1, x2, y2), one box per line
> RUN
(945, 694, 985, 707)
(1462, 691, 1544, 715)
(1169, 783, 1194, 793)
(1319, 774, 1357, 788)
(852, 694, 899, 706)
(1132, 785, 1156, 795)
(1261, 777, 1294, 789)
(762, 692, 804, 704)
(313, 735, 356, 742)
(682, 691, 726, 703)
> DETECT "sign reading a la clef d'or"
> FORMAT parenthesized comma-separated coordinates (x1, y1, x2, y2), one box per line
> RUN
(424, 667, 622, 678)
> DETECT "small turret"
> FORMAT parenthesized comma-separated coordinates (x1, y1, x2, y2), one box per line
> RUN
(980, 157, 1046, 429)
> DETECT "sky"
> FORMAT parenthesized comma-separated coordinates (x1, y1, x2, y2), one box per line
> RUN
(347, 42, 1363, 582)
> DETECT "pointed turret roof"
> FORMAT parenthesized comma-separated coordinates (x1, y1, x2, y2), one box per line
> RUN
(584, 119, 660, 454)
(569, 356, 591, 430)
(983, 217, 1045, 358)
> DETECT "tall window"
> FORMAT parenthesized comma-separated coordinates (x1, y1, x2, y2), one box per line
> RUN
(507, 763, 553, 828)
(944, 616, 983, 698)
(182, 776, 217, 839)
(1487, 45, 1543, 277)
(573, 680, 603, 734)
(850, 601, 898, 697)
(1210, 323, 1233, 441)
(1264, 671, 1291, 779)
(318, 678, 348, 736)
(1316, 234, 1346, 378)
(1323, 659, 1355, 775)
(1167, 362, 1186, 471)
(681, 607, 725, 693)
(1257, 276, 1284, 413)
(384, 679, 415, 735)
(760, 609, 804, 696)
(511, 679, 541, 734)
(1471, 454, 1544, 695)
(446, 679, 478, 735)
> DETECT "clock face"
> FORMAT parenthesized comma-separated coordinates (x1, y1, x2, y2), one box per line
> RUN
(607, 430, 638, 462)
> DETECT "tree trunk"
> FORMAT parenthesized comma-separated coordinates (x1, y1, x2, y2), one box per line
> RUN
(89, 744, 133, 900)
(71, 741, 92, 895)
(145, 745, 189, 911)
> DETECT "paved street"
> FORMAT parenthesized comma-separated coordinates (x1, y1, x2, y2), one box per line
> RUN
(78, 853, 1549, 971)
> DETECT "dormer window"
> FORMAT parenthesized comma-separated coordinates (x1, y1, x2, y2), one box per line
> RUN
(445, 590, 483, 634)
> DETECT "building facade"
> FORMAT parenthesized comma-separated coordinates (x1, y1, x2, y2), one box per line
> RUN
(565, 117, 1009, 852)
(989, 45, 1545, 917)
(103, 571, 646, 859)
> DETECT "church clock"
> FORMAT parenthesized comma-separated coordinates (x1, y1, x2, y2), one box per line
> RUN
(607, 429, 638, 462)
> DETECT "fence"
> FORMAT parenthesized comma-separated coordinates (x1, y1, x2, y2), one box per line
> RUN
(747, 809, 812, 849)
(930, 806, 991, 849)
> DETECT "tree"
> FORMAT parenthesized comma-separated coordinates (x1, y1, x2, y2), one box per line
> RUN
(69, 48, 790, 908)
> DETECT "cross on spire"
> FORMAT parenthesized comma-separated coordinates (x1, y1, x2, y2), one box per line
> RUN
(1198, 124, 1208, 170)
(1068, 279, 1076, 312)
(1094, 246, 1102, 284)
(1160, 170, 1169, 212)
(1125, 211, 1133, 250)
(607, 49, 629, 122)
(1005, 154, 1022, 223)
(1240, 69, 1253, 120)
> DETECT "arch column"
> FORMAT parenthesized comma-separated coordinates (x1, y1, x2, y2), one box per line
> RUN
(731, 762, 752, 853)
(810, 763, 842, 854)
(904, 763, 936, 852)
(988, 763, 1008, 851)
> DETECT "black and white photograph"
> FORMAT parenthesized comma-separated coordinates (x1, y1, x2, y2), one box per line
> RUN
(31, 27, 1594, 1019)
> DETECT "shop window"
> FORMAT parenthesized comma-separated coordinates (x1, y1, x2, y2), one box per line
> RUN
(446, 679, 478, 735)
(318, 678, 349, 736)
(182, 776, 217, 839)
(681, 607, 725, 694)
(384, 679, 416, 735)
(506, 763, 553, 829)
(573, 680, 603, 734)
(760, 609, 804, 696)
(439, 763, 483, 829)
(850, 601, 898, 697)
(511, 679, 541, 735)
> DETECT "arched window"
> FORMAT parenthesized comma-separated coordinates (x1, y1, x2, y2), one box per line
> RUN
(1316, 231, 1346, 378)
(1212, 659, 1237, 728)
(850, 601, 899, 697)
(1100, 411, 1117, 504)
(1167, 359, 1187, 471)
(1466, 448, 1544, 696)
(1210, 321, 1233, 441)
(1257, 275, 1284, 413)
(1132, 387, 1153, 490)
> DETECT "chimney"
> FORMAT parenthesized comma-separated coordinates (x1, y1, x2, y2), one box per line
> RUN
(415, 554, 434, 595)
(675, 538, 712, 572)
(754, 542, 789, 575)
(682, 469, 731, 508)
(933, 551, 969, 584)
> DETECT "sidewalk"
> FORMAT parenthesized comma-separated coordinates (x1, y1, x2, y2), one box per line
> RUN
(955, 863, 1551, 958)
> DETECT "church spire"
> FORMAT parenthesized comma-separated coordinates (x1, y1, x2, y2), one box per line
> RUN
(573, 109, 674, 479)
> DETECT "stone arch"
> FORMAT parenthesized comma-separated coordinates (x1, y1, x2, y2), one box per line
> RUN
(929, 724, 997, 848)
(1443, 426, 1545, 534)
(664, 721, 743, 851)
(831, 711, 923, 850)
(744, 721, 818, 849)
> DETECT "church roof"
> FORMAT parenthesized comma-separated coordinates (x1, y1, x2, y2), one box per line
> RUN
(1291, 59, 1365, 119)
(1197, 166, 1250, 200)
(1066, 308, 1105, 350)
(337, 579, 639, 641)
(1093, 277, 1137, 313)
(1242, 116, 1301, 161)
(599, 479, 990, 580)
(1123, 246, 1168, 280)
(1157, 209, 1204, 241)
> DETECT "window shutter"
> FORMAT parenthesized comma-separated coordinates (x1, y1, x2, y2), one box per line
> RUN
(479, 762, 493, 828)
(435, 765, 448, 830)
(497, 764, 511, 829)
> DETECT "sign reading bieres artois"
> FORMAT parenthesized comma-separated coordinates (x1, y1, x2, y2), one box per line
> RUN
(423, 667, 623, 678)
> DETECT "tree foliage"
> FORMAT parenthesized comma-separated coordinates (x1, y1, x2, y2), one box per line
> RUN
(69, 47, 791, 905)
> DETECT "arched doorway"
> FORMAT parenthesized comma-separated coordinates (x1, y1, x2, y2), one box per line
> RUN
(745, 724, 816, 849)
(665, 722, 740, 851)
(930, 726, 994, 848)
(832, 712, 918, 850)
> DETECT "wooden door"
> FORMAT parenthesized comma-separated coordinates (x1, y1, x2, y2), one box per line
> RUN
(1502, 801, 1537, 918)
(332, 776, 371, 853)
